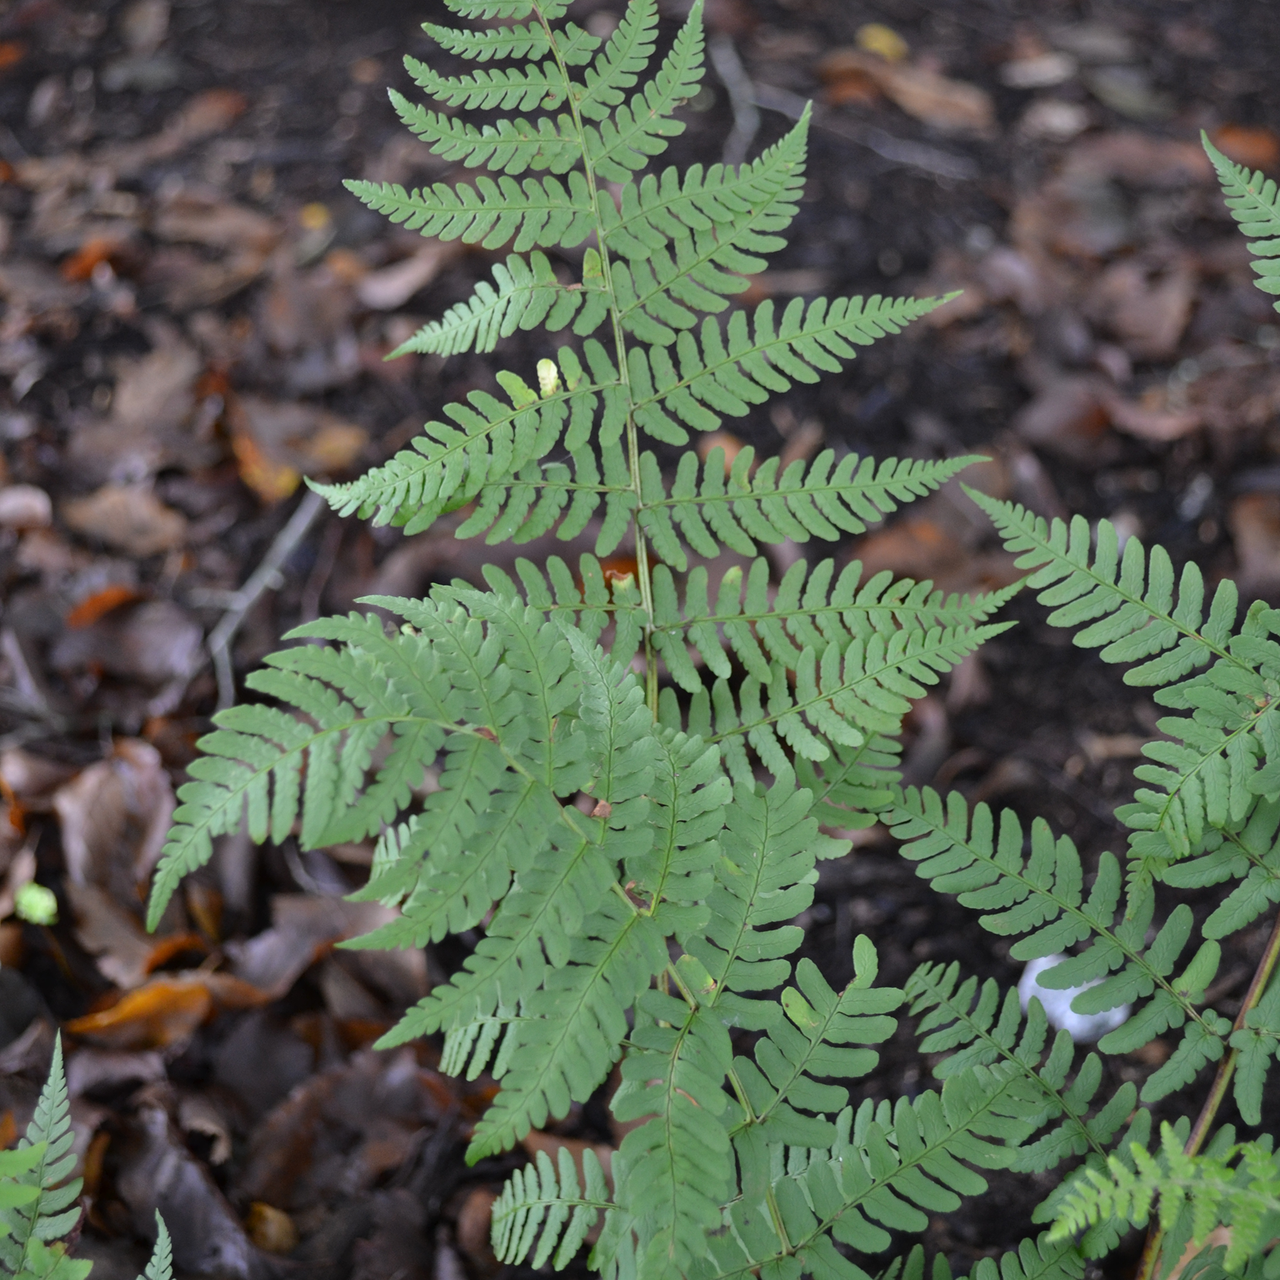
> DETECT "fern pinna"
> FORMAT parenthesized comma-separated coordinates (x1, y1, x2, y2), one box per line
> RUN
(142, 4, 1280, 1280)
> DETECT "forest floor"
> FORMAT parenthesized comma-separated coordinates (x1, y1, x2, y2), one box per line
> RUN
(1, 0, 1280, 1276)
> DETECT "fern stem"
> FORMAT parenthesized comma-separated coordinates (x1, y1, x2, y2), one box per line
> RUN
(1134, 905, 1280, 1280)
(532, 1, 659, 716)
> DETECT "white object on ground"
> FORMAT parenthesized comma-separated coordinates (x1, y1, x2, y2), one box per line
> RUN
(1018, 953, 1130, 1043)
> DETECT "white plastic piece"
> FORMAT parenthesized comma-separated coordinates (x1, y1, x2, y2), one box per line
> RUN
(1018, 953, 1130, 1043)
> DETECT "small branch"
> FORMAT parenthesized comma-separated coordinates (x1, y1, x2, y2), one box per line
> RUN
(1135, 906, 1280, 1280)
(708, 34, 761, 168)
(208, 488, 327, 710)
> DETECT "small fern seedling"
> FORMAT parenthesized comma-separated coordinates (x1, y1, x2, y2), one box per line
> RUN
(0, 1037, 174, 1280)
(143, 5, 1280, 1280)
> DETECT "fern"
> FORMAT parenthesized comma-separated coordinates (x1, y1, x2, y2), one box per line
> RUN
(144, 12, 1280, 1280)
(1049, 1122, 1280, 1275)
(0, 1039, 174, 1280)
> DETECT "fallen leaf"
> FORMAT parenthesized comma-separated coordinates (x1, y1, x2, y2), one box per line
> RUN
(64, 582, 144, 628)
(228, 394, 366, 488)
(230, 429, 300, 503)
(1229, 493, 1280, 593)
(152, 187, 278, 254)
(225, 895, 408, 1001)
(355, 241, 461, 310)
(51, 738, 175, 900)
(455, 1186, 499, 1269)
(1082, 66, 1172, 121)
(62, 483, 188, 555)
(1061, 131, 1212, 186)
(1013, 375, 1112, 459)
(1211, 124, 1280, 171)
(63, 880, 156, 989)
(246, 1202, 298, 1254)
(52, 599, 204, 689)
(1089, 257, 1196, 359)
(0, 485, 51, 529)
(817, 49, 995, 137)
(66, 979, 213, 1049)
(1017, 98, 1091, 142)
(116, 1090, 261, 1279)
(855, 23, 908, 63)
(350, 1190, 431, 1280)
(1103, 389, 1203, 443)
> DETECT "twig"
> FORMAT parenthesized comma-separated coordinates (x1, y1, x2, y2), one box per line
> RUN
(208, 488, 327, 710)
(1134, 906, 1280, 1280)
(752, 82, 979, 181)
(708, 33, 761, 168)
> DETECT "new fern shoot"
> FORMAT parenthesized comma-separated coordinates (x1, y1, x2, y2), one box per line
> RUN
(138, 4, 1280, 1280)
(0, 1037, 172, 1280)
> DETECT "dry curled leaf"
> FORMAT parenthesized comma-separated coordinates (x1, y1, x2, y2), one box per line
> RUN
(62, 484, 188, 556)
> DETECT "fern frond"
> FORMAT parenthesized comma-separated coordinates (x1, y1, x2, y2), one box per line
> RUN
(493, 1146, 612, 1270)
(424, 19, 554, 62)
(405, 55, 572, 111)
(343, 172, 594, 251)
(468, 898, 667, 1159)
(1204, 133, 1280, 310)
(693, 622, 1007, 786)
(888, 789, 1235, 1102)
(1050, 1122, 1280, 1274)
(1229, 959, 1280, 1128)
(628, 294, 945, 445)
(734, 937, 902, 1149)
(312, 362, 598, 533)
(967, 1234, 1087, 1280)
(386, 252, 603, 358)
(390, 89, 581, 175)
(576, 0, 660, 121)
(0, 1037, 85, 1280)
(640, 448, 974, 569)
(967, 493, 1280, 878)
(609, 118, 808, 338)
(650, 555, 1018, 691)
(602, 113, 809, 261)
(142, 1214, 175, 1280)
(586, 0, 705, 183)
(442, 0, 571, 19)
(705, 1072, 1035, 1280)
(907, 962, 1138, 1174)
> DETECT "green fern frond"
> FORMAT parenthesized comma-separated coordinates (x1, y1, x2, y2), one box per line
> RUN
(704, 1072, 1034, 1280)
(443, 0, 571, 20)
(0, 1037, 85, 1280)
(692, 622, 1007, 786)
(609, 117, 808, 337)
(343, 171, 594, 251)
(907, 962, 1138, 1174)
(386, 252, 603, 358)
(404, 55, 572, 111)
(650, 555, 1018, 692)
(311, 357, 597, 533)
(424, 19, 553, 62)
(390, 90, 581, 174)
(586, 0, 705, 183)
(141, 1214, 174, 1280)
(888, 790, 1235, 1102)
(628, 294, 946, 445)
(1204, 132, 1280, 310)
(640, 449, 976, 570)
(602, 113, 809, 263)
(576, 0, 660, 121)
(493, 1146, 613, 1270)
(734, 937, 902, 1148)
(1050, 1122, 1280, 1274)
